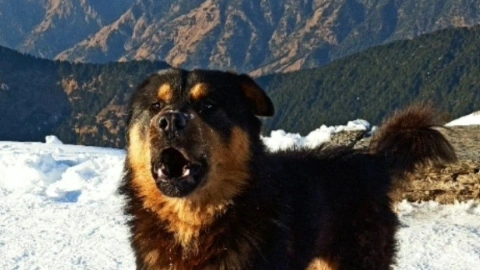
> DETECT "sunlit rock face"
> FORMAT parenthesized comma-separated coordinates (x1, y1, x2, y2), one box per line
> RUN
(2, 0, 480, 75)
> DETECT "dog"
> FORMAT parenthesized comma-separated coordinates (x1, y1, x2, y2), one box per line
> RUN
(119, 68, 456, 270)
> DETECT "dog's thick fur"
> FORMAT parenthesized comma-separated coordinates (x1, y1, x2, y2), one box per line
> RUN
(120, 69, 457, 270)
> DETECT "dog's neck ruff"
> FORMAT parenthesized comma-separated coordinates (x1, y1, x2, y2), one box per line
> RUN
(148, 195, 233, 250)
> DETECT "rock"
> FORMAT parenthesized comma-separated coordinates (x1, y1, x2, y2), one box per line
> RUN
(328, 129, 367, 148)
(331, 125, 480, 203)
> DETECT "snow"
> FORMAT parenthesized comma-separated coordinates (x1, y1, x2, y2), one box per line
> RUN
(262, 119, 370, 151)
(0, 83, 9, 91)
(395, 201, 480, 270)
(447, 111, 480, 126)
(0, 141, 133, 270)
(1, 115, 479, 270)
(45, 135, 64, 145)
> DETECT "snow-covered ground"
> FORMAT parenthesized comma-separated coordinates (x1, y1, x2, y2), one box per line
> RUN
(1, 115, 479, 270)
(447, 110, 480, 126)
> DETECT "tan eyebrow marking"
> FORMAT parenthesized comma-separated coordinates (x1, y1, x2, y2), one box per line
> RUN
(157, 83, 173, 102)
(190, 83, 210, 101)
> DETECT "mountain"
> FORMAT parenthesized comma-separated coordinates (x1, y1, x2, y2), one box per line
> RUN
(260, 25, 480, 134)
(0, 0, 132, 58)
(1, 25, 480, 147)
(2, 0, 480, 75)
(0, 46, 169, 147)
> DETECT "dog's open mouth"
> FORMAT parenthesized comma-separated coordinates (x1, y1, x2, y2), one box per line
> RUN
(151, 147, 205, 197)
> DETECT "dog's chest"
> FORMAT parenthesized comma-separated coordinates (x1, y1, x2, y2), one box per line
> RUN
(134, 213, 255, 270)
(138, 230, 252, 270)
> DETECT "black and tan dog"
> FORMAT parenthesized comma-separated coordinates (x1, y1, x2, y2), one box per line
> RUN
(120, 68, 456, 270)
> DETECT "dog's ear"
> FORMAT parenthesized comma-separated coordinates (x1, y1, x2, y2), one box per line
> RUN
(237, 74, 275, 117)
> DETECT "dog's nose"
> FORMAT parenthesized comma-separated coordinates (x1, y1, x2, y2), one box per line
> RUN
(159, 112, 188, 134)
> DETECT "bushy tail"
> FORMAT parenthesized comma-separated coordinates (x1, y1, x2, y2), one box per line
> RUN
(370, 105, 457, 177)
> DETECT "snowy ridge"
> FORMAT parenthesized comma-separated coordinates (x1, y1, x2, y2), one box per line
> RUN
(446, 110, 480, 126)
(262, 119, 370, 151)
(1, 114, 479, 270)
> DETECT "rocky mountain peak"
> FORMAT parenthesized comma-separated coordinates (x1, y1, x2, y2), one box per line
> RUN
(2, 0, 480, 75)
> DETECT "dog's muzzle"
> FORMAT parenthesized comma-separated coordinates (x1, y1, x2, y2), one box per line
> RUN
(151, 147, 205, 197)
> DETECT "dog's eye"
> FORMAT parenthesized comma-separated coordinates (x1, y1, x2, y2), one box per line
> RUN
(199, 100, 216, 113)
(150, 102, 162, 112)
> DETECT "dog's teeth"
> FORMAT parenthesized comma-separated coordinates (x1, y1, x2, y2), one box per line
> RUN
(157, 166, 170, 178)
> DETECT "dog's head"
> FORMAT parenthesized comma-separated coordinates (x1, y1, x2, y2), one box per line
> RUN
(126, 69, 274, 200)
